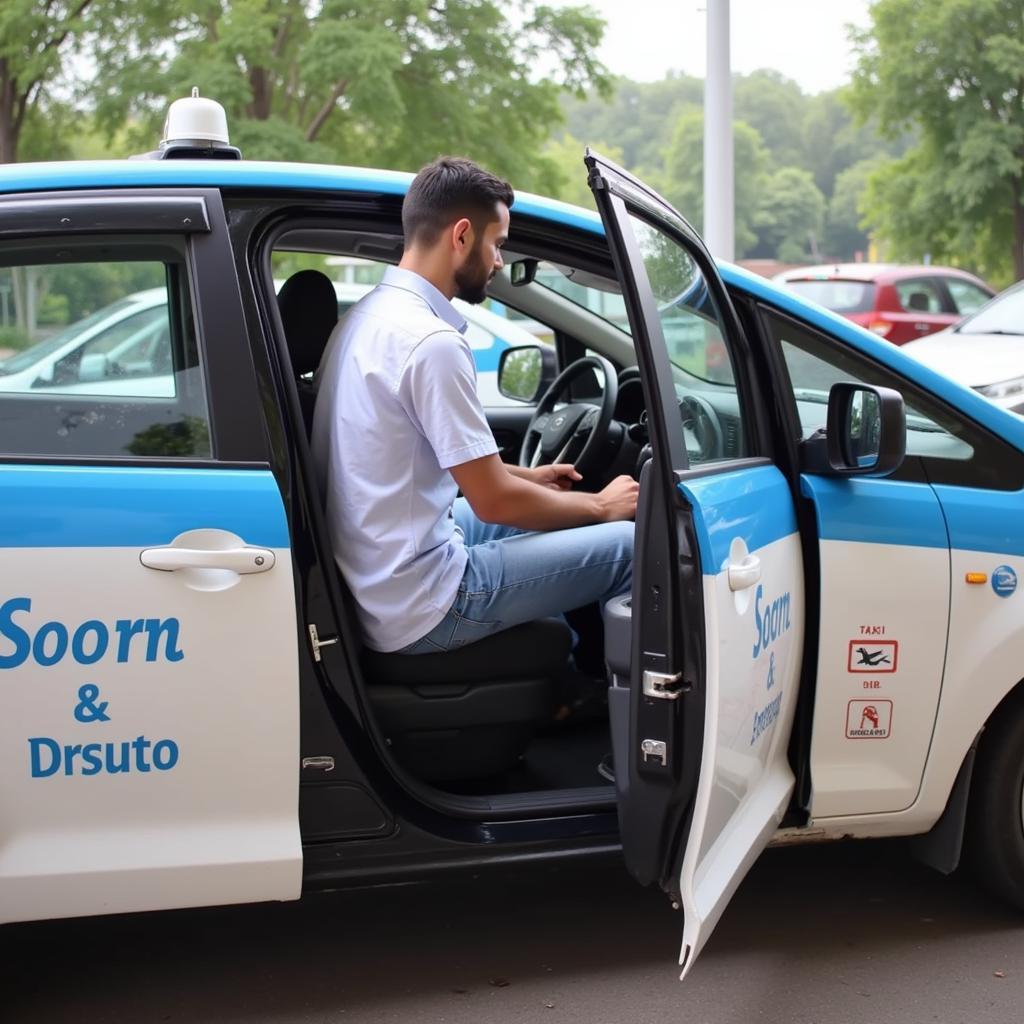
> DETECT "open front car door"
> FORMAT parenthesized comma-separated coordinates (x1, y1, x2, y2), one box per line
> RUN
(588, 151, 806, 978)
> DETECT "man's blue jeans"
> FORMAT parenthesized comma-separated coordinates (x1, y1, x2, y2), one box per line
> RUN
(399, 498, 634, 654)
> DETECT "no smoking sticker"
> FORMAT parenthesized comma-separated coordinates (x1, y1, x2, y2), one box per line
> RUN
(846, 699, 892, 739)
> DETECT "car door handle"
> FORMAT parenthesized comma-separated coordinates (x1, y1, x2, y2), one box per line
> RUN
(727, 553, 761, 592)
(140, 546, 276, 573)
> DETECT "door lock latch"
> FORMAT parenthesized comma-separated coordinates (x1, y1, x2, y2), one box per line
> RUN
(308, 623, 339, 663)
(641, 738, 668, 766)
(642, 670, 684, 700)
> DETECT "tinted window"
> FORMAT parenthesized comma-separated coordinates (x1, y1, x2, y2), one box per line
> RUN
(0, 246, 210, 458)
(785, 280, 875, 314)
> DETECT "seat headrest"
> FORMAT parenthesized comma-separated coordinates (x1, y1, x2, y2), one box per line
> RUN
(906, 291, 931, 312)
(277, 270, 338, 377)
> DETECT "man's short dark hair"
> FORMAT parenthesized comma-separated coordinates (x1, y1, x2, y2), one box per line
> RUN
(402, 157, 514, 247)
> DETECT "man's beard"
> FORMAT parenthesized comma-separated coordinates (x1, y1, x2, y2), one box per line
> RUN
(454, 241, 493, 305)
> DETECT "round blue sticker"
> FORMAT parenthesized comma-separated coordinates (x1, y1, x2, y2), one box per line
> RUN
(992, 565, 1018, 598)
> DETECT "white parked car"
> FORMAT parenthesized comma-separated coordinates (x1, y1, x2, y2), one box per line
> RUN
(0, 282, 538, 405)
(0, 287, 174, 397)
(903, 282, 1024, 414)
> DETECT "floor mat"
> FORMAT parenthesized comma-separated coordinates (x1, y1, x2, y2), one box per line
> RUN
(505, 720, 613, 792)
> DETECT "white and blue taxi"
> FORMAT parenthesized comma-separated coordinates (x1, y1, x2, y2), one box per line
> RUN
(2, 95, 1024, 979)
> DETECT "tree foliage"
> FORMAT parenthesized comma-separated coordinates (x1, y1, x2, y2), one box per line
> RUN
(559, 69, 906, 263)
(651, 110, 768, 256)
(733, 69, 807, 168)
(0, 0, 114, 162)
(751, 167, 826, 263)
(824, 157, 882, 260)
(849, 0, 1024, 282)
(90, 0, 609, 192)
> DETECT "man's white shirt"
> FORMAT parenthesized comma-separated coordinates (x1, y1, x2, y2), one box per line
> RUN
(311, 266, 498, 652)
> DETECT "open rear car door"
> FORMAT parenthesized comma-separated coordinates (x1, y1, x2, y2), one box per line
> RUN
(588, 151, 806, 978)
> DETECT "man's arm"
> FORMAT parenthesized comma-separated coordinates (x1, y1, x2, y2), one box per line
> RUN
(506, 462, 580, 490)
(452, 454, 638, 531)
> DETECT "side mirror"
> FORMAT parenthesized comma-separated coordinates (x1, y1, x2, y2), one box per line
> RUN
(510, 259, 538, 287)
(78, 352, 110, 383)
(497, 344, 557, 403)
(801, 382, 906, 477)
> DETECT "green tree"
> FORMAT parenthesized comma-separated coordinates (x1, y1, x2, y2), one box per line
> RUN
(802, 88, 909, 198)
(734, 69, 808, 168)
(823, 157, 882, 261)
(850, 0, 1024, 281)
(563, 73, 702, 173)
(91, 0, 609, 193)
(751, 167, 826, 262)
(0, 0, 111, 162)
(543, 131, 624, 208)
(653, 110, 768, 257)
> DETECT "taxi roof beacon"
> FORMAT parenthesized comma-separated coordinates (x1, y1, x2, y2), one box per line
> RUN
(136, 88, 241, 160)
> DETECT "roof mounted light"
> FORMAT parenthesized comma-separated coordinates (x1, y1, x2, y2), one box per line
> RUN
(132, 88, 242, 160)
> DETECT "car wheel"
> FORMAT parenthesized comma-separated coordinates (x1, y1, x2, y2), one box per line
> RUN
(965, 690, 1024, 910)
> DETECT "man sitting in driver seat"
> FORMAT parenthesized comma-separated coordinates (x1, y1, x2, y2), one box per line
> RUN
(311, 156, 636, 658)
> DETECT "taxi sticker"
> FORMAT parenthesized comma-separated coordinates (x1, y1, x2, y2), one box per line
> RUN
(848, 639, 898, 673)
(846, 700, 892, 739)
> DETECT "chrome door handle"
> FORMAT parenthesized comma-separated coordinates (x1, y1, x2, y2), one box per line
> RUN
(727, 553, 761, 592)
(140, 546, 275, 573)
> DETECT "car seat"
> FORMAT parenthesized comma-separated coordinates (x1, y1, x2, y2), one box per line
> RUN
(906, 291, 932, 312)
(279, 269, 569, 785)
(362, 619, 570, 783)
(277, 270, 339, 431)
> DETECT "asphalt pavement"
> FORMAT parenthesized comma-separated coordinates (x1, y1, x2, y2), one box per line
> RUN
(3, 839, 1023, 1023)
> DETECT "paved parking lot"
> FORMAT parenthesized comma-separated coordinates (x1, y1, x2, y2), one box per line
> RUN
(3, 839, 1023, 1023)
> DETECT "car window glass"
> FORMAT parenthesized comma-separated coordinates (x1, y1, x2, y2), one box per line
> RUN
(271, 250, 553, 407)
(626, 212, 746, 464)
(895, 279, 944, 314)
(766, 308, 974, 462)
(784, 280, 875, 314)
(0, 253, 210, 458)
(957, 286, 1024, 335)
(946, 279, 991, 317)
(523, 260, 630, 340)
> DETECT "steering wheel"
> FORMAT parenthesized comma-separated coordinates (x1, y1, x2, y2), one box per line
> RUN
(680, 393, 723, 462)
(519, 355, 619, 478)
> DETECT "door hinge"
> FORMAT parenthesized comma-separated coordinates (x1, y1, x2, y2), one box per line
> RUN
(642, 669, 684, 700)
(308, 623, 339, 663)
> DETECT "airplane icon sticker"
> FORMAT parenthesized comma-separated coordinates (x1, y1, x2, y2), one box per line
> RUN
(847, 639, 898, 673)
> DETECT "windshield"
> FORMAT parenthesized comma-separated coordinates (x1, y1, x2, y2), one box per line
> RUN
(957, 285, 1024, 335)
(0, 297, 142, 376)
(524, 260, 732, 386)
(785, 279, 876, 314)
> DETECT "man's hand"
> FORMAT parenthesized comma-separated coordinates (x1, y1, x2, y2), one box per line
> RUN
(595, 474, 639, 522)
(529, 463, 581, 491)
(452, 454, 638, 531)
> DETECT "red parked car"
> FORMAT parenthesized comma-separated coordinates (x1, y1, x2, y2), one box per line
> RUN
(772, 263, 994, 345)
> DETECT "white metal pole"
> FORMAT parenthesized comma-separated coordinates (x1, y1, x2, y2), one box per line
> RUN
(703, 0, 734, 261)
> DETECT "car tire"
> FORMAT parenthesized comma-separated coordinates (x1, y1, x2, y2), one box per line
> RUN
(965, 689, 1024, 910)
